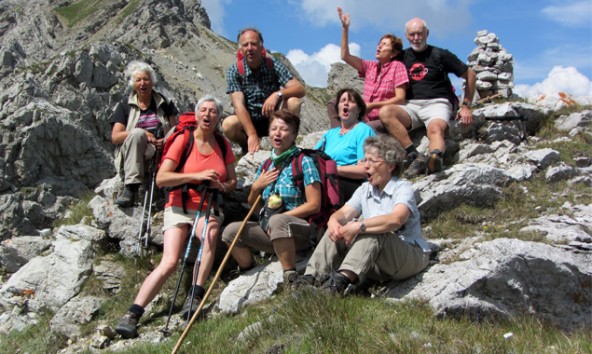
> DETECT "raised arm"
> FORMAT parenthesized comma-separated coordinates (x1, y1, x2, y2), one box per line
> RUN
(337, 7, 362, 71)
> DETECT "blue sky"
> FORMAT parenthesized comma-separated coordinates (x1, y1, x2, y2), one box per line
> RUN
(202, 0, 592, 100)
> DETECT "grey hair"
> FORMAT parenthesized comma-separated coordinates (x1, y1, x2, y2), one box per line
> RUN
(237, 27, 264, 47)
(126, 60, 158, 87)
(363, 134, 406, 177)
(195, 95, 224, 116)
(405, 18, 429, 33)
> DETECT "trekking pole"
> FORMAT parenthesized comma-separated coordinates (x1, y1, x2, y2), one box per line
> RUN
(171, 194, 262, 354)
(135, 124, 164, 255)
(142, 149, 162, 249)
(185, 189, 217, 324)
(135, 154, 157, 256)
(162, 183, 209, 335)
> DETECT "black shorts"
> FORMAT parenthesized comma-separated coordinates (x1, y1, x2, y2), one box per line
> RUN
(253, 118, 270, 137)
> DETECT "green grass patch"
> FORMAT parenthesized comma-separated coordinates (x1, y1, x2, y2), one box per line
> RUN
(0, 310, 67, 354)
(54, 193, 95, 227)
(55, 0, 103, 28)
(425, 174, 591, 243)
(98, 290, 591, 353)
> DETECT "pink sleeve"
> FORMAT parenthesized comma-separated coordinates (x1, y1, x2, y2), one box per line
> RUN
(393, 61, 409, 87)
(358, 59, 372, 78)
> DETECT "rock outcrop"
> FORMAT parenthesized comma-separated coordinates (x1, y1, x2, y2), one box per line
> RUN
(468, 30, 514, 99)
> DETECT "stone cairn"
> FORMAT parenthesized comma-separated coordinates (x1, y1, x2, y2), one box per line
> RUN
(467, 30, 514, 99)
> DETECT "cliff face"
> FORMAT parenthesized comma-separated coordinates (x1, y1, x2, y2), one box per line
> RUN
(0, 0, 328, 238)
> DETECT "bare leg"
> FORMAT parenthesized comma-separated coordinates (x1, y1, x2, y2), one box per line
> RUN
(426, 119, 448, 153)
(284, 97, 302, 117)
(379, 105, 414, 149)
(193, 216, 221, 287)
(221, 115, 247, 147)
(230, 246, 254, 269)
(133, 225, 189, 307)
(272, 238, 296, 271)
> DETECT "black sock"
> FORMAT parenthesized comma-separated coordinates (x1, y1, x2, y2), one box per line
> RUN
(191, 285, 205, 298)
(430, 149, 443, 157)
(128, 304, 145, 318)
(405, 145, 418, 156)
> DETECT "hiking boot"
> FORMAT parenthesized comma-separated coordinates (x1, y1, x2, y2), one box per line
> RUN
(427, 150, 443, 174)
(181, 290, 203, 320)
(403, 154, 427, 179)
(321, 272, 351, 296)
(403, 151, 419, 170)
(292, 274, 316, 290)
(115, 184, 138, 208)
(115, 312, 139, 339)
(282, 270, 299, 293)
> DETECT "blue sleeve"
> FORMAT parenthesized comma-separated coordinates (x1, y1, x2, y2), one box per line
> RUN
(393, 180, 416, 215)
(345, 182, 365, 213)
(301, 156, 321, 187)
(314, 132, 328, 150)
(355, 125, 376, 160)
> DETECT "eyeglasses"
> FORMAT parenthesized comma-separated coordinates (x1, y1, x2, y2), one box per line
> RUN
(360, 158, 385, 166)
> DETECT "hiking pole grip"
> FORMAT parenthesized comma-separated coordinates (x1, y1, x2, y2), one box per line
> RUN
(171, 194, 262, 354)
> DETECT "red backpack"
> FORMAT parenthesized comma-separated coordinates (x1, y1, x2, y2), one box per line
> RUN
(261, 149, 340, 232)
(160, 112, 228, 212)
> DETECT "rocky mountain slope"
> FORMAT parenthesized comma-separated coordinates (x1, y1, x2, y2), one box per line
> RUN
(0, 1, 590, 353)
(0, 0, 329, 239)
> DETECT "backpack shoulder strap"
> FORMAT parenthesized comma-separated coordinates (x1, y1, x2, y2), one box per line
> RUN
(214, 132, 228, 161)
(261, 158, 273, 172)
(237, 49, 277, 82)
(175, 129, 195, 172)
(291, 151, 307, 191)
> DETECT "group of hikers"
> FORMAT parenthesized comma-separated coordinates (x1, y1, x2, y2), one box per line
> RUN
(110, 8, 476, 339)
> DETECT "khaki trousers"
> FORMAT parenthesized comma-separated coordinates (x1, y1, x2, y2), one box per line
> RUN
(305, 230, 429, 282)
(120, 128, 155, 185)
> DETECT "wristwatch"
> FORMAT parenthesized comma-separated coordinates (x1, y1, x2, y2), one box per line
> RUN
(359, 222, 366, 233)
(276, 91, 283, 99)
(461, 101, 471, 108)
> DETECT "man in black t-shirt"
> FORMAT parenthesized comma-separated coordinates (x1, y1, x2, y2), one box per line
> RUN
(379, 17, 476, 178)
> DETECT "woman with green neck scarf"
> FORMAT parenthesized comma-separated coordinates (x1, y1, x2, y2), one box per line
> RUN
(222, 110, 321, 288)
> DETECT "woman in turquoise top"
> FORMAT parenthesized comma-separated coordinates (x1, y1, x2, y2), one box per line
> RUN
(316, 88, 376, 203)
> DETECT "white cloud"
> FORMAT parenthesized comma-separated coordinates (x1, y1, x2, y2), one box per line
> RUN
(201, 0, 232, 36)
(542, 1, 592, 27)
(514, 66, 592, 101)
(286, 43, 361, 87)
